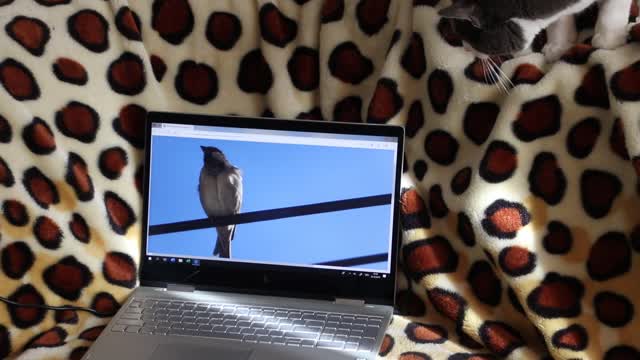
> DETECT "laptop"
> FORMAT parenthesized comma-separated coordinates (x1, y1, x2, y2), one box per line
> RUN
(84, 112, 404, 360)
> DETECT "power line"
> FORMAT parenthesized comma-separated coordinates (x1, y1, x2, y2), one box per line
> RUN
(314, 253, 388, 267)
(149, 194, 392, 236)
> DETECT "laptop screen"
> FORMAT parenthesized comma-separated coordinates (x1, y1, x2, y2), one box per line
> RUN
(141, 113, 403, 303)
(145, 120, 399, 279)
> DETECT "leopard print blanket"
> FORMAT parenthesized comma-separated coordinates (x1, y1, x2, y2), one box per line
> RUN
(1, 1, 639, 359)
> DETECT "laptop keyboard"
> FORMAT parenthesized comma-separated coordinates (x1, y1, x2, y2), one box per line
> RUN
(111, 298, 384, 353)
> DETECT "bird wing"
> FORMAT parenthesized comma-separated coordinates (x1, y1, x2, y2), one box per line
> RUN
(218, 168, 243, 214)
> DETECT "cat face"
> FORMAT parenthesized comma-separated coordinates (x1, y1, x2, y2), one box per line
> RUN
(439, 0, 530, 57)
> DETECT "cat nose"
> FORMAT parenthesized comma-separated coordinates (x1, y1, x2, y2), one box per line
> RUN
(463, 42, 473, 52)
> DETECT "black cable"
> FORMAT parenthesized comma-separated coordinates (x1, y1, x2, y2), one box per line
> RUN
(0, 296, 116, 317)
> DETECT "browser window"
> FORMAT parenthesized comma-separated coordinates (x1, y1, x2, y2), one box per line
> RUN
(145, 122, 399, 276)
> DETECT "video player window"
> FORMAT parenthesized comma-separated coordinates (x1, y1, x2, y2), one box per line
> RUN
(146, 125, 398, 273)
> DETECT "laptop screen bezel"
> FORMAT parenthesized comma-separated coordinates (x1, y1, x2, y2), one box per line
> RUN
(140, 112, 404, 306)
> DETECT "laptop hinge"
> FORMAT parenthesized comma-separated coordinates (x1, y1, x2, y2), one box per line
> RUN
(334, 297, 365, 306)
(166, 283, 196, 292)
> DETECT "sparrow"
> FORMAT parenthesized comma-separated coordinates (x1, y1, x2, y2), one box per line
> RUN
(198, 146, 243, 258)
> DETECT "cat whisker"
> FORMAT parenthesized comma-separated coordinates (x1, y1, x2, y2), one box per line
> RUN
(486, 61, 506, 94)
(489, 57, 514, 89)
(481, 59, 490, 85)
(487, 58, 510, 94)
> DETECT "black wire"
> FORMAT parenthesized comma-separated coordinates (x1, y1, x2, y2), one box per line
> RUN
(0, 296, 116, 317)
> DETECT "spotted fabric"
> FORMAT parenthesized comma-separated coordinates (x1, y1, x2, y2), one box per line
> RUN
(0, 1, 639, 359)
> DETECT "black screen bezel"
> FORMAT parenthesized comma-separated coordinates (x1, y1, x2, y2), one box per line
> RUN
(140, 112, 404, 306)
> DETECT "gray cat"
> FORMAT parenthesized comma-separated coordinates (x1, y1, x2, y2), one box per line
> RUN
(439, 0, 632, 61)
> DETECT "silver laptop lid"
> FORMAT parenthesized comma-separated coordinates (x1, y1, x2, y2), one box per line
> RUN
(140, 112, 404, 306)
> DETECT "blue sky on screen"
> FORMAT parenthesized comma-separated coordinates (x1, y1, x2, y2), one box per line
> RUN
(147, 135, 396, 272)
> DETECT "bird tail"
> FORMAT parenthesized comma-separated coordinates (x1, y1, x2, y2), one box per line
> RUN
(213, 240, 221, 256)
(214, 226, 234, 258)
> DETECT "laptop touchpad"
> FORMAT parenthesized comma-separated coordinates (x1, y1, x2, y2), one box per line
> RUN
(150, 343, 253, 360)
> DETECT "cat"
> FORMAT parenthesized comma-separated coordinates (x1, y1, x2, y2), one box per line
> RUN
(438, 0, 633, 61)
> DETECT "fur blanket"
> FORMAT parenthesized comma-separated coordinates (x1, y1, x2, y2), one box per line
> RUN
(0, 1, 639, 359)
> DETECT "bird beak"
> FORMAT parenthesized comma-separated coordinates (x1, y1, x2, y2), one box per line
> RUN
(200, 146, 207, 153)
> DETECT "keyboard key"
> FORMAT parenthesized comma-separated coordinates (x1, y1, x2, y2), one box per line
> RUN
(285, 331, 318, 340)
(345, 342, 358, 351)
(322, 327, 337, 335)
(227, 327, 242, 334)
(121, 313, 142, 320)
(196, 318, 209, 325)
(363, 326, 379, 338)
(198, 324, 213, 331)
(140, 327, 154, 335)
(257, 335, 271, 344)
(125, 326, 141, 333)
(126, 307, 143, 314)
(327, 315, 341, 322)
(319, 334, 333, 341)
(129, 301, 142, 308)
(303, 320, 324, 328)
(334, 335, 348, 343)
(317, 340, 344, 350)
(288, 312, 302, 320)
(183, 323, 198, 330)
(117, 319, 144, 327)
(254, 329, 268, 336)
(111, 324, 127, 332)
(243, 335, 258, 343)
(237, 321, 251, 328)
(213, 326, 226, 333)
(169, 329, 197, 337)
(301, 339, 316, 347)
(272, 338, 286, 345)
(209, 332, 243, 341)
(275, 311, 288, 318)
(286, 340, 301, 347)
(279, 325, 293, 331)
(293, 326, 320, 334)
(241, 328, 255, 335)
(269, 330, 284, 337)
(358, 338, 375, 352)
(223, 320, 238, 327)
(336, 329, 349, 336)
(251, 322, 265, 329)
(182, 316, 197, 324)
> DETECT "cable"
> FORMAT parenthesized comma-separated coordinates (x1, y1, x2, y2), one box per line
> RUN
(0, 296, 116, 317)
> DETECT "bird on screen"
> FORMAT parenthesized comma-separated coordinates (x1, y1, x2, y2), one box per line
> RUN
(198, 146, 243, 258)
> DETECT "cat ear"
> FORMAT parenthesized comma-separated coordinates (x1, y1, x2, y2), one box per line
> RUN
(438, 2, 484, 28)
